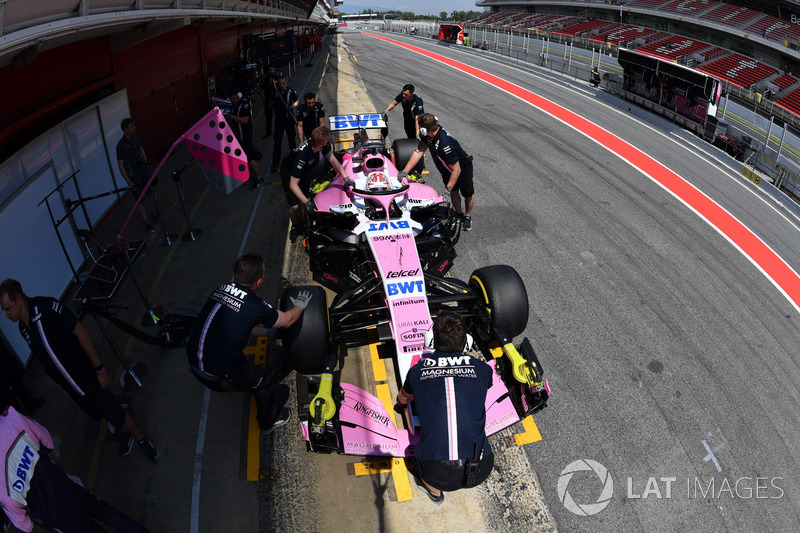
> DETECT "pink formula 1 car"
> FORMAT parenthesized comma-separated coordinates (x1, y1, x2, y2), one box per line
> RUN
(280, 114, 549, 456)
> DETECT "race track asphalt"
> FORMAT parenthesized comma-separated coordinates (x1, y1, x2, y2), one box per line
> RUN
(339, 28, 800, 533)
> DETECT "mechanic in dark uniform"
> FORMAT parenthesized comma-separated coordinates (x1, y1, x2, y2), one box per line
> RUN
(225, 91, 264, 189)
(0, 404, 149, 532)
(0, 279, 159, 462)
(270, 77, 299, 173)
(281, 126, 349, 243)
(186, 254, 312, 433)
(295, 92, 325, 143)
(116, 118, 159, 234)
(397, 311, 494, 504)
(261, 64, 282, 139)
(398, 113, 476, 230)
(384, 83, 425, 139)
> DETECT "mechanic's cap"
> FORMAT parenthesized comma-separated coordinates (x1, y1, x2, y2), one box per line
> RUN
(366, 171, 390, 191)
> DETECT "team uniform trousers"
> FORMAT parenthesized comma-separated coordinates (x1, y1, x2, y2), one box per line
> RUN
(393, 93, 424, 139)
(422, 127, 475, 198)
(115, 133, 151, 198)
(0, 407, 147, 533)
(18, 297, 126, 430)
(402, 350, 494, 492)
(27, 455, 148, 533)
(230, 100, 256, 161)
(186, 283, 284, 429)
(271, 88, 299, 169)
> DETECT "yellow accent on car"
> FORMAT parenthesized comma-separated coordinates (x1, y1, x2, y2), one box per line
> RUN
(309, 373, 337, 425)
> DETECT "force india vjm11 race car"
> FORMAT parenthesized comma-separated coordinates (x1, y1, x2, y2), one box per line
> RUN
(279, 114, 550, 456)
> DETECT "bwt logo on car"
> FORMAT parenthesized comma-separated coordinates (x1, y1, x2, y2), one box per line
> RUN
(368, 221, 410, 232)
(387, 280, 424, 296)
(12, 444, 36, 493)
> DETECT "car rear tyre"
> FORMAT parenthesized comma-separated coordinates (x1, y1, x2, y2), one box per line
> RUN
(281, 285, 330, 374)
(393, 138, 424, 174)
(468, 265, 529, 339)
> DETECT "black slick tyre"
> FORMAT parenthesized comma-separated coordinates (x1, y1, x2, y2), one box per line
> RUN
(468, 265, 529, 339)
(281, 285, 330, 374)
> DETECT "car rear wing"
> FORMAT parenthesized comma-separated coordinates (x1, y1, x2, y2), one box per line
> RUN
(329, 114, 387, 151)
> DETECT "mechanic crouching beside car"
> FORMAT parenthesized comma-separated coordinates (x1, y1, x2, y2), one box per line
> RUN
(396, 311, 494, 504)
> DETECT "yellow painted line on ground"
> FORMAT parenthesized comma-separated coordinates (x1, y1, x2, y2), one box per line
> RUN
(375, 383, 413, 502)
(514, 415, 543, 445)
(246, 335, 269, 481)
(353, 459, 392, 476)
(369, 342, 387, 382)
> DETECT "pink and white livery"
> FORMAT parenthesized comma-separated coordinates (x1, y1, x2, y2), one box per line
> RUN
(279, 114, 550, 456)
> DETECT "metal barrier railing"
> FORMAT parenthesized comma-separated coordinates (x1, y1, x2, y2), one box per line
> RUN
(374, 20, 800, 204)
(454, 24, 800, 206)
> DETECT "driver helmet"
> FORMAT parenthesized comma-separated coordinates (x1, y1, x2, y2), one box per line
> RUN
(366, 171, 390, 191)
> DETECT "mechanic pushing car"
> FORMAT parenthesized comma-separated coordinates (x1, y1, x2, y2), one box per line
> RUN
(281, 126, 349, 243)
(396, 311, 495, 504)
(398, 113, 476, 231)
(384, 83, 425, 139)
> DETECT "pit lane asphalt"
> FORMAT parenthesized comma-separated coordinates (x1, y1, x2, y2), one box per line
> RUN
(341, 28, 800, 532)
(19, 28, 800, 532)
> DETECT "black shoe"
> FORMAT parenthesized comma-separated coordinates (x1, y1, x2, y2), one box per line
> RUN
(251, 178, 265, 190)
(261, 408, 292, 435)
(137, 436, 160, 463)
(144, 222, 156, 234)
(150, 211, 161, 223)
(269, 166, 278, 174)
(463, 216, 472, 231)
(414, 476, 444, 505)
(119, 432, 134, 456)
